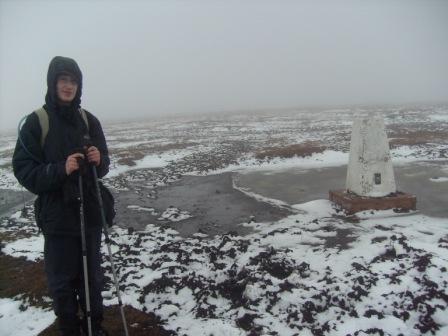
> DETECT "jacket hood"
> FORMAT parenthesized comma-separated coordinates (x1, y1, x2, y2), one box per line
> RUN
(45, 56, 83, 109)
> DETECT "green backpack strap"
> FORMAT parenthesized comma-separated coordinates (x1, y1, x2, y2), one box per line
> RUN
(34, 107, 90, 148)
(34, 107, 49, 148)
(79, 108, 89, 131)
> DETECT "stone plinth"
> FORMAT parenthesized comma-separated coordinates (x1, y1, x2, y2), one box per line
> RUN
(329, 190, 416, 215)
(346, 114, 396, 197)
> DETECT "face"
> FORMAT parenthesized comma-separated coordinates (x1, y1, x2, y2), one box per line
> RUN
(56, 74, 78, 105)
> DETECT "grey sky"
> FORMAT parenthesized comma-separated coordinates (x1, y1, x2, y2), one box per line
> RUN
(1, 0, 447, 131)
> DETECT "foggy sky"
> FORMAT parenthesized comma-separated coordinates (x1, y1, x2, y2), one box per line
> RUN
(1, 0, 447, 131)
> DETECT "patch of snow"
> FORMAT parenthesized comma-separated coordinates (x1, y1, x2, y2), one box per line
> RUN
(0, 298, 55, 336)
(2, 235, 44, 261)
(97, 201, 448, 336)
(0, 168, 21, 190)
(158, 207, 192, 222)
(107, 149, 194, 178)
(210, 150, 349, 175)
(127, 205, 158, 215)
(430, 176, 448, 182)
(429, 114, 448, 122)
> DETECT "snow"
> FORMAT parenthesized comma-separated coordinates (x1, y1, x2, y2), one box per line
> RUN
(333, 315, 411, 336)
(107, 149, 194, 178)
(2, 235, 44, 261)
(391, 146, 447, 164)
(193, 145, 444, 177)
(157, 206, 192, 222)
(1, 105, 448, 335)
(430, 177, 448, 183)
(0, 158, 11, 166)
(429, 114, 448, 122)
(232, 180, 291, 210)
(209, 150, 350, 175)
(0, 169, 21, 190)
(81, 203, 448, 335)
(3, 195, 448, 336)
(0, 299, 55, 336)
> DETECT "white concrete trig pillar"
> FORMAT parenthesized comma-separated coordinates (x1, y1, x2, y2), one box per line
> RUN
(346, 113, 396, 197)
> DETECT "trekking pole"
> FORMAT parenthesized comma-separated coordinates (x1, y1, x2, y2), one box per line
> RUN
(91, 165, 129, 336)
(78, 171, 93, 336)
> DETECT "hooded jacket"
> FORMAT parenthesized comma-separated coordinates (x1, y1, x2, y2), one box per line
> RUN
(12, 56, 110, 235)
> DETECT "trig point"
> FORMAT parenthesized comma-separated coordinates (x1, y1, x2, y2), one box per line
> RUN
(330, 113, 416, 214)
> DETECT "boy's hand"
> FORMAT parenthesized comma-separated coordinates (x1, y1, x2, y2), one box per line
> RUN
(86, 146, 101, 166)
(65, 153, 85, 175)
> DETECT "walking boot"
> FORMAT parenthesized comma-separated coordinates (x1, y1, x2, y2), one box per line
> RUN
(93, 327, 109, 336)
(57, 316, 81, 336)
(81, 319, 108, 336)
(81, 326, 109, 336)
(92, 320, 109, 336)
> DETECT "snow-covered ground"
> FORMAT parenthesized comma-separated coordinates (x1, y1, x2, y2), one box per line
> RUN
(108, 203, 448, 336)
(0, 298, 54, 336)
(1, 104, 447, 335)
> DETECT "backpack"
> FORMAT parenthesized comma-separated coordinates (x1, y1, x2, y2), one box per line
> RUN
(34, 107, 89, 147)
(33, 107, 116, 227)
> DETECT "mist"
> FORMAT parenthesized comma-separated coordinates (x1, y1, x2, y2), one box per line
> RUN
(1, 0, 447, 131)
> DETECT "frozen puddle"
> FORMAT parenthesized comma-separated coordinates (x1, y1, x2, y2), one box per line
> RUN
(114, 172, 292, 237)
(235, 161, 448, 218)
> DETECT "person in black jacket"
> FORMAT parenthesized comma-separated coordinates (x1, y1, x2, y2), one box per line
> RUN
(13, 56, 110, 336)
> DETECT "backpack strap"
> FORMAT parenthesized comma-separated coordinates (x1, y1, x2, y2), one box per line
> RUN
(34, 107, 90, 148)
(34, 107, 49, 148)
(79, 108, 89, 131)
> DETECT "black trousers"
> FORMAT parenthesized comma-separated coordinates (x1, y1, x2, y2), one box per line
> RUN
(44, 226, 104, 333)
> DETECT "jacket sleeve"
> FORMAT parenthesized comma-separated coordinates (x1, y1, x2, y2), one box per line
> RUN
(12, 112, 67, 195)
(87, 112, 110, 178)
